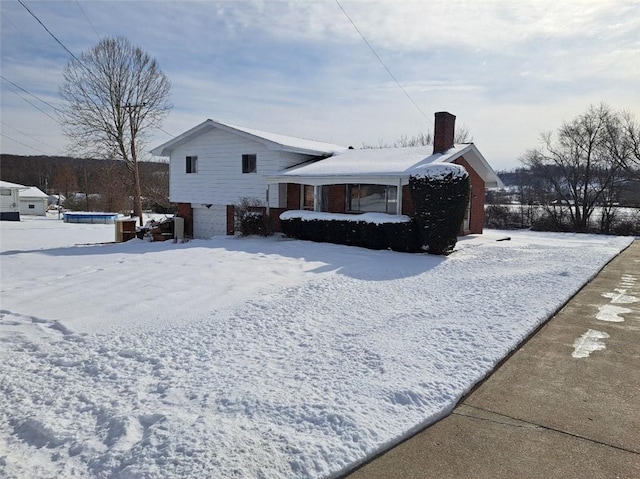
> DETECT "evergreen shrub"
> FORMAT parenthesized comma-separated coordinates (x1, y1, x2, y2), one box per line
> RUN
(409, 165, 470, 255)
(280, 213, 420, 252)
(234, 197, 270, 236)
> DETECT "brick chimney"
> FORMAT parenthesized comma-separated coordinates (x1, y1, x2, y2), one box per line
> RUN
(433, 111, 456, 154)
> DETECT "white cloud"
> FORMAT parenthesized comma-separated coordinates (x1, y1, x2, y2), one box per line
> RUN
(1, 0, 638, 169)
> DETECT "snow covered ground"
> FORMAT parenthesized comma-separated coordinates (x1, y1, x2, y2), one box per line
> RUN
(0, 215, 633, 478)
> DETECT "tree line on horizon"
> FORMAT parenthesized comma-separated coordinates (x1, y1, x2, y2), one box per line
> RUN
(486, 104, 640, 235)
(0, 154, 171, 214)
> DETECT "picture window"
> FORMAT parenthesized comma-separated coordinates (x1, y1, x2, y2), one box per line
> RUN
(346, 184, 397, 214)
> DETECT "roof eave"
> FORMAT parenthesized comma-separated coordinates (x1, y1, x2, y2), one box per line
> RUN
(265, 174, 407, 186)
(151, 119, 344, 157)
(446, 144, 503, 188)
(150, 120, 215, 156)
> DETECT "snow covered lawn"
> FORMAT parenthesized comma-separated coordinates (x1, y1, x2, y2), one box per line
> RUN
(0, 216, 633, 478)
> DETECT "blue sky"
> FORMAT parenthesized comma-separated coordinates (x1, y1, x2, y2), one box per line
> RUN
(1, 0, 639, 170)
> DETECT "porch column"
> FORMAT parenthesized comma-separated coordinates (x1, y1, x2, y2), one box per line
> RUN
(313, 185, 319, 212)
(396, 178, 403, 215)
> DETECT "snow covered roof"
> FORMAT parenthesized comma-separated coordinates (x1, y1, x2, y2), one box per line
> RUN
(266, 144, 502, 188)
(0, 180, 27, 189)
(19, 186, 48, 198)
(150, 119, 347, 157)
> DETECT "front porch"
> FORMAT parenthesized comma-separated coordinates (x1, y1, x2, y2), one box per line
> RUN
(266, 178, 414, 218)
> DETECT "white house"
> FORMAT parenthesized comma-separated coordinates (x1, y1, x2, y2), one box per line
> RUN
(0, 180, 26, 221)
(150, 119, 346, 238)
(151, 113, 501, 239)
(19, 186, 48, 216)
(48, 194, 66, 208)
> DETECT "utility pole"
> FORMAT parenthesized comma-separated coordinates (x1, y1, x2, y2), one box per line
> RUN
(123, 103, 146, 226)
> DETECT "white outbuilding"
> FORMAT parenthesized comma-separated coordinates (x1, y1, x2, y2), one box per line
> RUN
(0, 180, 26, 221)
(19, 186, 48, 216)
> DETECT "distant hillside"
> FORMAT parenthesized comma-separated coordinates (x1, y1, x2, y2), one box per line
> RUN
(0, 154, 170, 213)
(494, 167, 640, 207)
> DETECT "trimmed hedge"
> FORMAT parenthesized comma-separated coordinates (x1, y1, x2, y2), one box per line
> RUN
(280, 215, 421, 252)
(409, 167, 470, 255)
(239, 211, 270, 236)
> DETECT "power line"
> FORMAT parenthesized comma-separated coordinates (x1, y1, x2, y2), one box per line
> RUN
(0, 132, 50, 155)
(0, 75, 61, 113)
(17, 0, 84, 64)
(0, 120, 60, 151)
(151, 123, 176, 138)
(334, 0, 432, 125)
(75, 0, 100, 40)
(13, 2, 174, 142)
(2, 85, 60, 124)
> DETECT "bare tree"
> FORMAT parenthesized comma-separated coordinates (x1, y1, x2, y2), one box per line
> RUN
(51, 162, 78, 200)
(94, 160, 130, 213)
(59, 36, 171, 225)
(362, 125, 473, 149)
(520, 104, 626, 232)
(140, 163, 171, 212)
(619, 111, 640, 176)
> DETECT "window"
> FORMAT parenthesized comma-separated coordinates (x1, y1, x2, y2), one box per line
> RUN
(242, 154, 257, 174)
(1, 189, 11, 196)
(28, 204, 35, 209)
(346, 184, 398, 214)
(302, 185, 314, 210)
(186, 156, 197, 173)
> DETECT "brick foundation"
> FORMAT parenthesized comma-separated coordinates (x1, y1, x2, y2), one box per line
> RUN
(176, 203, 193, 238)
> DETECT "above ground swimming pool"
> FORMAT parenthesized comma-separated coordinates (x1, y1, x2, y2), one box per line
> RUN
(63, 212, 119, 224)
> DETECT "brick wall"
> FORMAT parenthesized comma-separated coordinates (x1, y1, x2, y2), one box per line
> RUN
(286, 184, 301, 210)
(269, 208, 286, 232)
(433, 112, 456, 153)
(226, 205, 235, 235)
(176, 202, 193, 237)
(453, 156, 485, 234)
(401, 185, 414, 216)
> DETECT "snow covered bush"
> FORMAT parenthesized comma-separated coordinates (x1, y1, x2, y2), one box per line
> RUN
(409, 164, 469, 255)
(484, 205, 523, 229)
(234, 197, 270, 236)
(280, 211, 421, 252)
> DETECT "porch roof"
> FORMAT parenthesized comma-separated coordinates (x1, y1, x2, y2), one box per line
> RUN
(265, 144, 502, 188)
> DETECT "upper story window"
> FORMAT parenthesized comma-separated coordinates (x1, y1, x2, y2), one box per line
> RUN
(186, 156, 198, 174)
(1, 188, 12, 196)
(242, 154, 257, 174)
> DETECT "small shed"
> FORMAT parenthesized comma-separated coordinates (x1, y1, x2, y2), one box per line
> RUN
(0, 180, 26, 221)
(19, 186, 48, 216)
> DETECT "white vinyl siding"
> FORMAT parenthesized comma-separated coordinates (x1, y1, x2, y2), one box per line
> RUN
(19, 197, 47, 216)
(0, 188, 20, 213)
(169, 128, 317, 208)
(193, 205, 227, 238)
